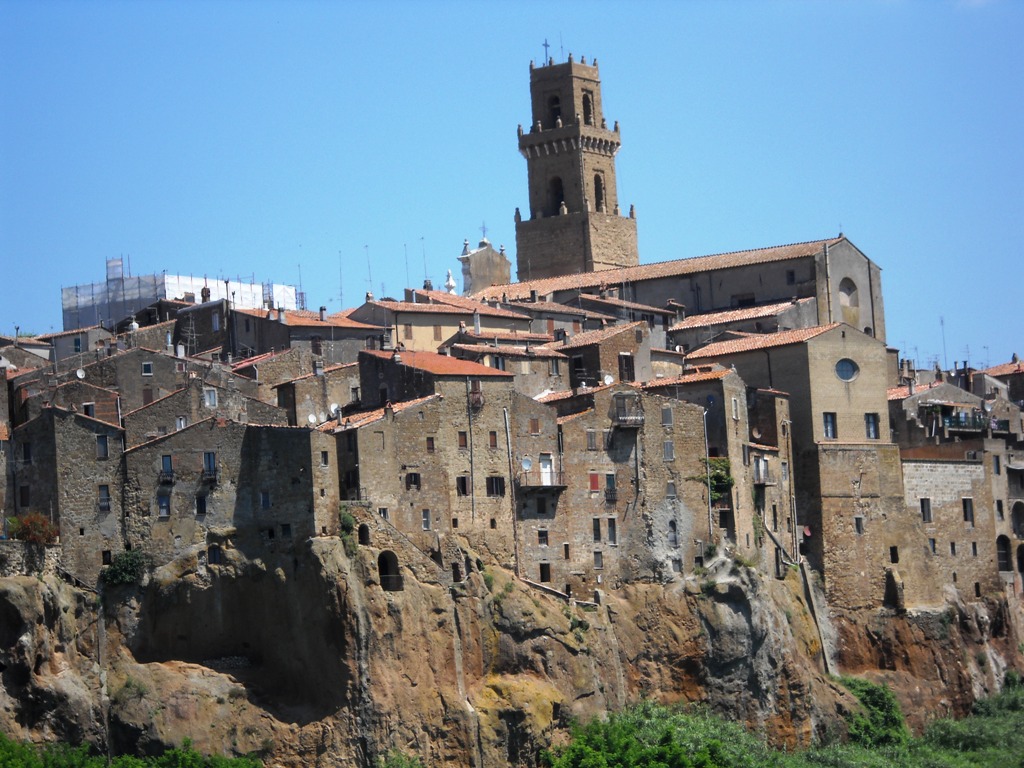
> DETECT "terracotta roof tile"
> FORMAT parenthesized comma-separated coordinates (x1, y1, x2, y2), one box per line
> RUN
(670, 298, 813, 331)
(574, 293, 674, 315)
(234, 307, 383, 330)
(361, 349, 513, 377)
(476, 237, 843, 301)
(536, 383, 613, 403)
(273, 362, 358, 387)
(371, 298, 529, 320)
(551, 321, 645, 350)
(336, 394, 441, 431)
(451, 343, 566, 360)
(979, 360, 1024, 378)
(886, 380, 944, 401)
(36, 325, 111, 341)
(557, 408, 593, 425)
(231, 349, 293, 369)
(687, 324, 840, 359)
(642, 369, 733, 389)
(462, 329, 554, 343)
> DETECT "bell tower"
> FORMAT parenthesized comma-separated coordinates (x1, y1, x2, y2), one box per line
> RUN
(514, 55, 639, 282)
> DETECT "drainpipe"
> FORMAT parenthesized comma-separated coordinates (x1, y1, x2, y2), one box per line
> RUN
(823, 242, 833, 324)
(465, 377, 476, 522)
(702, 407, 714, 545)
(503, 405, 520, 577)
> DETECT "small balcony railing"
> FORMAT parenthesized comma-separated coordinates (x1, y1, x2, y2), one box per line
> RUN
(158, 470, 175, 485)
(753, 465, 773, 485)
(98, 500, 111, 512)
(604, 488, 618, 503)
(516, 470, 565, 489)
(202, 468, 218, 485)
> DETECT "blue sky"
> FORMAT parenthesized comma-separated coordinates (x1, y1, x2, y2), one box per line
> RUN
(2, 0, 1021, 370)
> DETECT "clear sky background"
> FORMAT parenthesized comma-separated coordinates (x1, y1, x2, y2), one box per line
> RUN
(2, 0, 1021, 370)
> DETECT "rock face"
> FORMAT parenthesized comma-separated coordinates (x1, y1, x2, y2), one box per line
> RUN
(0, 540, 1021, 767)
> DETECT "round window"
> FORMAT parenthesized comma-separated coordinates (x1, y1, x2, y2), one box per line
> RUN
(835, 358, 859, 381)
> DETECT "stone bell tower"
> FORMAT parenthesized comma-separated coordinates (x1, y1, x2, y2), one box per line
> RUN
(514, 55, 639, 282)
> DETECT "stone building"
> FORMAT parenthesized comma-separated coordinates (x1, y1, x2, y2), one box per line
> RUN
(231, 307, 385, 365)
(514, 56, 639, 280)
(447, 342, 566, 398)
(8, 406, 125, 584)
(550, 321, 652, 389)
(273, 362, 361, 426)
(20, 380, 120, 427)
(121, 419, 339, 567)
(458, 237, 511, 295)
(35, 325, 114, 369)
(668, 298, 819, 353)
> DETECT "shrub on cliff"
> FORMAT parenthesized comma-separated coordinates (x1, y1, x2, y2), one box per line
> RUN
(838, 676, 908, 750)
(7, 513, 59, 546)
(0, 734, 260, 768)
(102, 550, 149, 585)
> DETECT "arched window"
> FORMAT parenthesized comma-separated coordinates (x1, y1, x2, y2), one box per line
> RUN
(358, 524, 370, 546)
(378, 551, 403, 591)
(997, 535, 1012, 572)
(582, 93, 593, 126)
(1011, 501, 1024, 537)
(594, 174, 605, 213)
(668, 520, 679, 548)
(547, 95, 561, 128)
(839, 278, 859, 307)
(546, 177, 564, 217)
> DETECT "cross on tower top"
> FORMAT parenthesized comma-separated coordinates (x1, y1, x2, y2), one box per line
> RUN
(542, 39, 550, 62)
(479, 221, 489, 241)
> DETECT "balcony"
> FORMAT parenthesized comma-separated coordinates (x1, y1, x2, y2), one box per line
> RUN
(942, 412, 1010, 432)
(158, 470, 175, 485)
(611, 397, 644, 427)
(753, 465, 774, 486)
(202, 468, 219, 485)
(516, 470, 566, 489)
(604, 488, 618, 503)
(98, 500, 111, 512)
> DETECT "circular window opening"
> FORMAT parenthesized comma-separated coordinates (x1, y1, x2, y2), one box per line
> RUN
(835, 358, 859, 381)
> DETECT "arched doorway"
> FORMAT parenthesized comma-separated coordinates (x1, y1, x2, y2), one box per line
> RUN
(1012, 501, 1024, 537)
(378, 551, 403, 591)
(358, 524, 370, 546)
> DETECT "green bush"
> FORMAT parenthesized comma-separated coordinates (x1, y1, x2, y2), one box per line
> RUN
(0, 734, 261, 768)
(339, 508, 357, 557)
(838, 676, 908, 749)
(7, 512, 59, 545)
(103, 550, 149, 585)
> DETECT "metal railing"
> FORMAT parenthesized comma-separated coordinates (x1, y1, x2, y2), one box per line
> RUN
(604, 488, 618, 503)
(516, 470, 565, 487)
(158, 470, 175, 484)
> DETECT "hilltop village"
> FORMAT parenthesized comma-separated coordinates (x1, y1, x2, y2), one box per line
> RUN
(1, 56, 1023, 760)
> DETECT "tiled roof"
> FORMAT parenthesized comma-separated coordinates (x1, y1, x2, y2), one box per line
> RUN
(462, 329, 554, 343)
(574, 293, 674, 315)
(410, 289, 531, 319)
(476, 237, 843, 301)
(361, 349, 513, 377)
(979, 360, 1024, 378)
(370, 298, 529, 320)
(686, 324, 840, 359)
(886, 380, 944, 401)
(557, 408, 593, 425)
(450, 343, 566, 360)
(551, 321, 644, 350)
(122, 387, 188, 416)
(36, 325, 111, 341)
(642, 369, 733, 389)
(536, 383, 613, 403)
(234, 307, 382, 330)
(273, 362, 358, 387)
(502, 299, 589, 316)
(336, 394, 440, 431)
(230, 349, 293, 370)
(670, 299, 813, 331)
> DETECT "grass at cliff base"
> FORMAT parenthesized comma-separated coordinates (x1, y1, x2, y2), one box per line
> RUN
(543, 677, 1024, 768)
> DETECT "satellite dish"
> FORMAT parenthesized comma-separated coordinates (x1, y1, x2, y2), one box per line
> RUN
(307, 413, 317, 424)
(329, 403, 340, 416)
(752, 427, 762, 440)
(521, 457, 533, 471)
(603, 374, 614, 385)
(982, 401, 993, 413)
(75, 368, 85, 379)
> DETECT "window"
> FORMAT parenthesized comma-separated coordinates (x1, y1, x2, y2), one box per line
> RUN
(920, 498, 932, 523)
(731, 398, 739, 421)
(835, 358, 859, 381)
(195, 495, 207, 516)
(456, 476, 469, 496)
(403, 324, 413, 340)
(661, 406, 673, 426)
(176, 415, 187, 430)
(605, 473, 616, 491)
(538, 529, 549, 546)
(563, 543, 570, 559)
(73, 337, 82, 353)
(96, 434, 109, 459)
(261, 490, 271, 509)
(458, 431, 468, 449)
(158, 495, 171, 517)
(19, 485, 30, 507)
(98, 485, 111, 512)
(950, 541, 957, 556)
(865, 413, 880, 440)
(204, 388, 217, 407)
(433, 325, 442, 341)
(161, 454, 173, 473)
(929, 538, 937, 554)
(549, 359, 560, 376)
(489, 431, 498, 449)
(212, 313, 221, 332)
(593, 518, 601, 542)
(823, 412, 837, 439)
(426, 436, 435, 453)
(102, 550, 112, 565)
(142, 361, 153, 376)
(668, 520, 679, 547)
(994, 455, 1001, 475)
(589, 472, 600, 492)
(485, 476, 505, 497)
(406, 473, 421, 491)
(666, 480, 677, 498)
(587, 430, 597, 451)
(997, 500, 1004, 520)
(451, 517, 458, 529)
(972, 541, 978, 557)
(593, 551, 604, 569)
(786, 269, 796, 285)
(618, 353, 635, 382)
(539, 563, 551, 582)
(781, 461, 789, 481)
(963, 498, 974, 527)
(83, 402, 95, 417)
(320, 450, 329, 467)
(854, 517, 864, 535)
(890, 546, 899, 564)
(378, 507, 389, 521)
(311, 335, 323, 355)
(491, 355, 506, 371)
(421, 509, 431, 530)
(281, 523, 291, 538)
(607, 518, 617, 545)
(529, 418, 540, 435)
(536, 496, 547, 515)
(663, 440, 675, 461)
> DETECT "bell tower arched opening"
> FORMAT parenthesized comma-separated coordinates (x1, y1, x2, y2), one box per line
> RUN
(594, 174, 605, 213)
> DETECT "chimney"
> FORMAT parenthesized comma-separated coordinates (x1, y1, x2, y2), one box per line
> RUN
(909, 380, 915, 396)
(278, 309, 287, 324)
(319, 306, 326, 322)
(423, 278, 433, 291)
